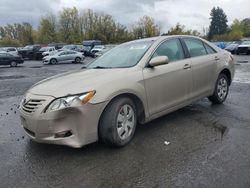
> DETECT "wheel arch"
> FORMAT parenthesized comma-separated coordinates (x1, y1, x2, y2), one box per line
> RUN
(220, 68, 232, 85)
(98, 92, 146, 128)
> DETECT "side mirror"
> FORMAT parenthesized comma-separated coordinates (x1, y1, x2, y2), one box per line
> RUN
(149, 56, 169, 67)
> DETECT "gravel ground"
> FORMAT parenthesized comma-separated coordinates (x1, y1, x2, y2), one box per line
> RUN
(0, 55, 250, 188)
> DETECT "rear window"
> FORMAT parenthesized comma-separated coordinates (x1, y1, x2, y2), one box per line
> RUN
(183, 38, 207, 57)
(203, 43, 216, 54)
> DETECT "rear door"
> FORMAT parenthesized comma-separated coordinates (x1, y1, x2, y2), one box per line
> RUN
(0, 53, 10, 65)
(57, 51, 68, 62)
(143, 38, 193, 116)
(0, 53, 5, 65)
(181, 38, 217, 99)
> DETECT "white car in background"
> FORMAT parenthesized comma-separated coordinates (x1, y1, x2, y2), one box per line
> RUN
(0, 47, 19, 56)
(42, 47, 57, 57)
(91, 45, 105, 54)
(43, 50, 85, 65)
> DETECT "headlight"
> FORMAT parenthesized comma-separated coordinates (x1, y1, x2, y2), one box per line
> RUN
(46, 91, 95, 112)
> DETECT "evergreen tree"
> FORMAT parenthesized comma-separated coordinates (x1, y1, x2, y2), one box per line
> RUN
(241, 18, 250, 37)
(208, 7, 228, 40)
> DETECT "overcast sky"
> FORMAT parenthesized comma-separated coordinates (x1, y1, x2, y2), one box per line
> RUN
(0, 0, 249, 33)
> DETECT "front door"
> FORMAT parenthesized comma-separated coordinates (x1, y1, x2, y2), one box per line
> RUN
(143, 38, 193, 116)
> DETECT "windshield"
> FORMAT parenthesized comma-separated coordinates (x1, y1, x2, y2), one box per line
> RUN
(226, 44, 238, 48)
(39, 47, 49, 51)
(88, 40, 153, 69)
(62, 45, 75, 50)
(94, 45, 103, 49)
(241, 41, 250, 45)
(83, 46, 92, 51)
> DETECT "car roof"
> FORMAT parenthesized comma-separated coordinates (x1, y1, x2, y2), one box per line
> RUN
(127, 35, 204, 43)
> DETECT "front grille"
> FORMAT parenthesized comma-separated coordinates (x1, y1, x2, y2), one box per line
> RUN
(22, 99, 45, 114)
(238, 47, 248, 53)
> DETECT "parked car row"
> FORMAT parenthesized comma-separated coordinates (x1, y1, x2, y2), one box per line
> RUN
(0, 40, 117, 67)
(214, 40, 250, 55)
(0, 39, 116, 62)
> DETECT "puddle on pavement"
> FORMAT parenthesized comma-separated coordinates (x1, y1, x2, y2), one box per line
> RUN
(237, 60, 249, 63)
(0, 75, 27, 80)
(212, 122, 229, 140)
(29, 66, 43, 68)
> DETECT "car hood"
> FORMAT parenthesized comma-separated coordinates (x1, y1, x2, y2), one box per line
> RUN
(28, 68, 132, 98)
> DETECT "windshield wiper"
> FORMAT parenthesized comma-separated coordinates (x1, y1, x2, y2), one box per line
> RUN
(92, 66, 112, 69)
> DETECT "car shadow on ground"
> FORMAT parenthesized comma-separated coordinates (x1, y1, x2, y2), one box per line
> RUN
(0, 65, 24, 69)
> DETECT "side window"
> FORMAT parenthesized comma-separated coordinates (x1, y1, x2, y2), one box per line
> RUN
(152, 39, 184, 62)
(9, 48, 16, 51)
(183, 38, 207, 57)
(203, 43, 216, 54)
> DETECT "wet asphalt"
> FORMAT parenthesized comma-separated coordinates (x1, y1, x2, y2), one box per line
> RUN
(0, 56, 250, 188)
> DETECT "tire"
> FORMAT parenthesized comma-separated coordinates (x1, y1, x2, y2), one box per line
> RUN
(99, 97, 137, 147)
(208, 73, 229, 104)
(10, 61, 17, 67)
(75, 57, 81, 63)
(50, 58, 57, 65)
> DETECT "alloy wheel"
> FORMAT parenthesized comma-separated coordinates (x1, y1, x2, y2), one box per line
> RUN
(217, 77, 228, 101)
(116, 104, 135, 140)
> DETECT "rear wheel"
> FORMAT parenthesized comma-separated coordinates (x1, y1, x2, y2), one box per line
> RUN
(99, 97, 137, 147)
(10, 61, 17, 67)
(50, 58, 57, 65)
(208, 73, 229, 104)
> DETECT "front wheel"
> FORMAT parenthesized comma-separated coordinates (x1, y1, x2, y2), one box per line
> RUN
(208, 73, 229, 104)
(10, 61, 17, 67)
(50, 58, 57, 65)
(99, 97, 137, 147)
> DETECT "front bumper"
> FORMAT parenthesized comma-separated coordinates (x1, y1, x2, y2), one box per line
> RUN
(43, 59, 50, 64)
(19, 92, 107, 148)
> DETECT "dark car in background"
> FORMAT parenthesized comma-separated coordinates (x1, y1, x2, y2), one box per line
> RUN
(48, 43, 65, 50)
(0, 52, 24, 67)
(237, 41, 250, 55)
(225, 43, 241, 54)
(82, 46, 95, 57)
(18, 45, 41, 59)
(60, 45, 78, 51)
(82, 40, 102, 57)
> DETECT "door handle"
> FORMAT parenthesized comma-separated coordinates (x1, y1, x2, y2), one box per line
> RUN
(183, 64, 191, 69)
(215, 56, 220, 61)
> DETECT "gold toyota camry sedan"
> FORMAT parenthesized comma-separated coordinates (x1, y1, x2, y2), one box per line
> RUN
(19, 36, 235, 148)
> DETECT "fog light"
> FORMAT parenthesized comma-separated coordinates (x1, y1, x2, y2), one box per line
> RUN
(55, 130, 73, 138)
